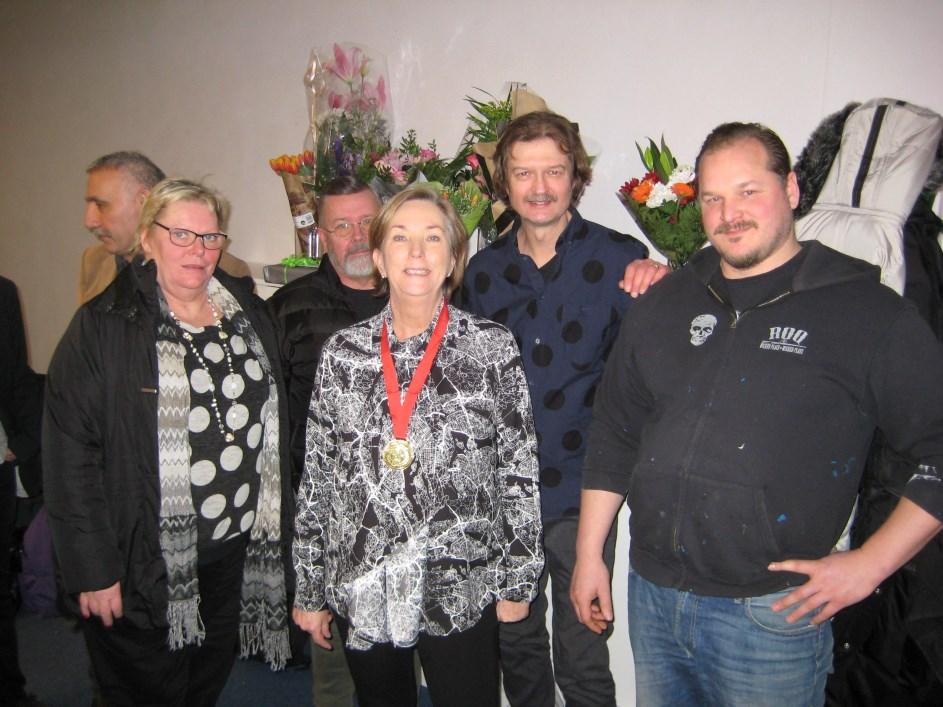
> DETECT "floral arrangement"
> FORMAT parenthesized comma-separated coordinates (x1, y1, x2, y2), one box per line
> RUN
(618, 137, 706, 268)
(308, 43, 393, 193)
(269, 46, 524, 253)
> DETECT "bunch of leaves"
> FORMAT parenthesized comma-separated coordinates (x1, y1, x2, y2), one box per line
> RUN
(620, 195, 704, 268)
(636, 137, 677, 183)
(426, 179, 492, 237)
(458, 88, 513, 155)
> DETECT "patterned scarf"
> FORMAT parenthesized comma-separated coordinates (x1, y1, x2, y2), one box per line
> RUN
(155, 277, 288, 669)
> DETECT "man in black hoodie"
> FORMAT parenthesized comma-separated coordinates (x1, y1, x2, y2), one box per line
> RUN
(571, 122, 943, 707)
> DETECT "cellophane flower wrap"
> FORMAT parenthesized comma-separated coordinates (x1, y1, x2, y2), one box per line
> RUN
(618, 137, 706, 268)
(307, 43, 393, 193)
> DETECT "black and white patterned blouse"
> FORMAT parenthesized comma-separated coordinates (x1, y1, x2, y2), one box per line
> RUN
(293, 302, 543, 650)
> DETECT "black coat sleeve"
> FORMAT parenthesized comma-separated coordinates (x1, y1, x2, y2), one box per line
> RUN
(43, 307, 123, 593)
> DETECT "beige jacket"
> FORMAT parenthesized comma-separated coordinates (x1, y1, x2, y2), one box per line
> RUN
(78, 243, 252, 305)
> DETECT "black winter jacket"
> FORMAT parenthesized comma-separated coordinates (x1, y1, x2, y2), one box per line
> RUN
(43, 261, 291, 627)
(1, 276, 43, 496)
(584, 242, 943, 598)
(266, 258, 386, 484)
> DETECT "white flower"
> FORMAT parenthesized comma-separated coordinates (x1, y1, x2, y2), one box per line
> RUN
(646, 182, 677, 208)
(668, 165, 695, 185)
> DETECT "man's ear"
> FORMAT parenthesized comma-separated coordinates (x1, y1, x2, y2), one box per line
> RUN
(786, 172, 800, 209)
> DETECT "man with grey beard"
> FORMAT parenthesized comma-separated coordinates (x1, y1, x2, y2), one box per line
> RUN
(267, 175, 385, 707)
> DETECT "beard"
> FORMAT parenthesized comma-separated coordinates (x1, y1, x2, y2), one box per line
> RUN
(336, 248, 375, 278)
(714, 218, 795, 272)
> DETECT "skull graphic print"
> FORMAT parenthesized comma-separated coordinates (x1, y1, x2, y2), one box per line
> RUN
(689, 314, 717, 347)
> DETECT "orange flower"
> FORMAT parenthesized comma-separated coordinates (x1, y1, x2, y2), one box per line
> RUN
(631, 180, 653, 204)
(671, 182, 695, 200)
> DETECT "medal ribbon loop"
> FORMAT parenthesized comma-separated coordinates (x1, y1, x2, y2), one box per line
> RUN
(380, 299, 449, 441)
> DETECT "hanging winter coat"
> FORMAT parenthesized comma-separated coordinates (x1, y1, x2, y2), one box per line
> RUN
(797, 98, 943, 294)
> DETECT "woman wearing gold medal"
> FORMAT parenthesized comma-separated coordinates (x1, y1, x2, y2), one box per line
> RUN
(292, 187, 543, 706)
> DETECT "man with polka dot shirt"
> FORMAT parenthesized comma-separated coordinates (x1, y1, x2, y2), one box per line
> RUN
(461, 110, 655, 707)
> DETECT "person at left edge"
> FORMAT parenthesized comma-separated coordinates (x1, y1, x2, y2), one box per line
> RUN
(1, 276, 44, 707)
(44, 179, 290, 705)
(293, 186, 544, 707)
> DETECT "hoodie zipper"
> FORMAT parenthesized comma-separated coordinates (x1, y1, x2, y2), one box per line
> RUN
(669, 286, 794, 578)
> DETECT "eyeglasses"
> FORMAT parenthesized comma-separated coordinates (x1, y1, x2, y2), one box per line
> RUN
(153, 221, 229, 250)
(319, 217, 374, 238)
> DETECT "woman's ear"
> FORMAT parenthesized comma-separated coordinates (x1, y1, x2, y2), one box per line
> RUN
(138, 228, 152, 260)
(372, 249, 386, 278)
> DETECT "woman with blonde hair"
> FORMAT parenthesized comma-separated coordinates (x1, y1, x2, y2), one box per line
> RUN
(45, 178, 290, 705)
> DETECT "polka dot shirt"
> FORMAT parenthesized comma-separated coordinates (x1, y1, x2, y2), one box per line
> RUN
(461, 209, 647, 520)
(180, 317, 268, 554)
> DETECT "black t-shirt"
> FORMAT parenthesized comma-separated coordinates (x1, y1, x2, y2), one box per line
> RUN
(344, 285, 385, 323)
(714, 248, 807, 313)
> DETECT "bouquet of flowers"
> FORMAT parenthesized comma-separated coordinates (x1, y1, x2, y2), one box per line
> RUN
(376, 130, 492, 237)
(272, 52, 537, 249)
(269, 150, 319, 256)
(306, 43, 393, 193)
(618, 137, 706, 268)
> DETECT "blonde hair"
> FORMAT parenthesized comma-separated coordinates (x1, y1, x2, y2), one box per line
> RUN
(368, 187, 468, 298)
(139, 178, 230, 234)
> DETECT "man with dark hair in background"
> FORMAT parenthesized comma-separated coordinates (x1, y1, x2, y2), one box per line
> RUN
(79, 151, 250, 304)
(572, 122, 943, 707)
(461, 111, 654, 707)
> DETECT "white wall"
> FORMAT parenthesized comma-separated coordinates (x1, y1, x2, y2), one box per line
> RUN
(2, 1, 941, 703)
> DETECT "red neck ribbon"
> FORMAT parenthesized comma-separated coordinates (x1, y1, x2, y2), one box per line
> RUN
(380, 300, 449, 441)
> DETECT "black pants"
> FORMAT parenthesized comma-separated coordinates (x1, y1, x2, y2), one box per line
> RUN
(0, 466, 27, 704)
(499, 516, 618, 707)
(82, 540, 246, 707)
(338, 603, 499, 707)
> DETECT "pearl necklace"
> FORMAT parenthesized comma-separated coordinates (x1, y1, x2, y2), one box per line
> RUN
(169, 297, 237, 443)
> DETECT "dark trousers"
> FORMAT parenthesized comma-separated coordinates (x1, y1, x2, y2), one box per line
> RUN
(337, 604, 499, 707)
(82, 541, 246, 707)
(499, 515, 618, 707)
(0, 466, 27, 704)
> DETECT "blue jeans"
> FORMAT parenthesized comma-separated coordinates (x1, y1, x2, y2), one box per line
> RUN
(628, 570, 833, 707)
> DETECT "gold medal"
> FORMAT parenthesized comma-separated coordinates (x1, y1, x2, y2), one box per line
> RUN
(379, 301, 448, 474)
(382, 438, 414, 471)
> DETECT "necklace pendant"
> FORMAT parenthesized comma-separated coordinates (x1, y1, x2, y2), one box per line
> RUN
(225, 431, 235, 442)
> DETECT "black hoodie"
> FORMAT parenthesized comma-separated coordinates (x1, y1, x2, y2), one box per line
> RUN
(583, 241, 943, 598)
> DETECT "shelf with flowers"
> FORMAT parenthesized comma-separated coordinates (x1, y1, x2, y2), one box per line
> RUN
(618, 137, 706, 269)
